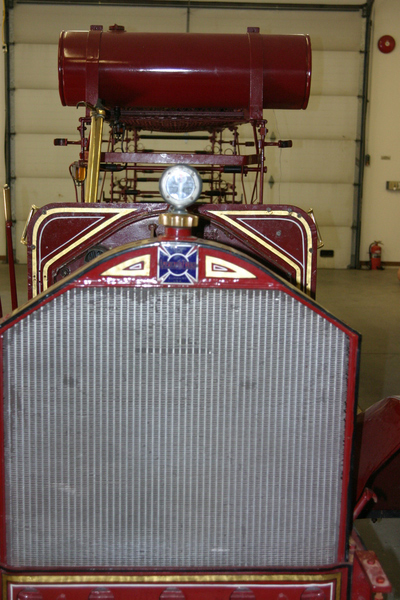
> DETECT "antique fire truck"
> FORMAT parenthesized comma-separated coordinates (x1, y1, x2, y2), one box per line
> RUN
(1, 25, 400, 600)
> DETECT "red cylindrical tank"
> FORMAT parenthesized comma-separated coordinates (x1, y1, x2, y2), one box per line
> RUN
(58, 26, 311, 114)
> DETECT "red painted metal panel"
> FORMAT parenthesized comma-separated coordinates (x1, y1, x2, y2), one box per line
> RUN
(3, 571, 346, 600)
(354, 396, 400, 507)
(362, 450, 400, 514)
(26, 204, 317, 299)
(197, 205, 317, 296)
(8, 583, 340, 600)
(351, 546, 392, 598)
(25, 204, 141, 299)
(350, 532, 390, 600)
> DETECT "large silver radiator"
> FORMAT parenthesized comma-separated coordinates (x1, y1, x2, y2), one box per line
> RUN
(3, 286, 349, 568)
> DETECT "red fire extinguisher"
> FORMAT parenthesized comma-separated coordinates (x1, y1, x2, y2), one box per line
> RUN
(369, 241, 383, 270)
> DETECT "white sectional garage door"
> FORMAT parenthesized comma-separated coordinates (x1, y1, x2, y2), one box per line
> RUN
(11, 1, 366, 268)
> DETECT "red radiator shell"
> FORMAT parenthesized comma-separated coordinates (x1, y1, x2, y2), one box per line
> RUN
(58, 27, 311, 114)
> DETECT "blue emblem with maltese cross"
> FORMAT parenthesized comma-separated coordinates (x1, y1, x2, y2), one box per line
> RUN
(158, 243, 198, 284)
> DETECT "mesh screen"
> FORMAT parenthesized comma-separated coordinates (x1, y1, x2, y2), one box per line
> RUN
(3, 287, 349, 568)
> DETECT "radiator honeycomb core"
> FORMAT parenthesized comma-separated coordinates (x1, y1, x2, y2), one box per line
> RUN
(3, 287, 349, 568)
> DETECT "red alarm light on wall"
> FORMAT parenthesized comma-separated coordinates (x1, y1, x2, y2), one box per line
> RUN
(378, 35, 396, 53)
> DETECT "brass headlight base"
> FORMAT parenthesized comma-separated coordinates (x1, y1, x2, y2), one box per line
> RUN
(159, 213, 199, 228)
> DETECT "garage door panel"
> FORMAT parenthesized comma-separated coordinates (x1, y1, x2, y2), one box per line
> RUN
(15, 90, 78, 134)
(311, 51, 362, 96)
(190, 8, 363, 51)
(265, 96, 358, 140)
(317, 226, 352, 269)
(15, 177, 76, 220)
(13, 4, 186, 43)
(14, 134, 78, 178)
(265, 140, 356, 184)
(14, 44, 58, 89)
(265, 183, 353, 227)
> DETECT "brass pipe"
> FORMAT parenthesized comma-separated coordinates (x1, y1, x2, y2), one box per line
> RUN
(307, 208, 324, 249)
(3, 183, 11, 221)
(85, 109, 106, 203)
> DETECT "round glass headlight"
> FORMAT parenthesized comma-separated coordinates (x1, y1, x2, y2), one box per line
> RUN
(159, 165, 202, 210)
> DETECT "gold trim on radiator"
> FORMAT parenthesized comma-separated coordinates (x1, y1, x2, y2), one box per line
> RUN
(3, 572, 342, 600)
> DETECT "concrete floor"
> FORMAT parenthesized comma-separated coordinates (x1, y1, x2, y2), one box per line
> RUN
(316, 268, 400, 411)
(0, 264, 399, 596)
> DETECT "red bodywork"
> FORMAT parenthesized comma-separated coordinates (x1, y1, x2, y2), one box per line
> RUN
(354, 396, 400, 516)
(26, 203, 318, 299)
(3, 572, 348, 600)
